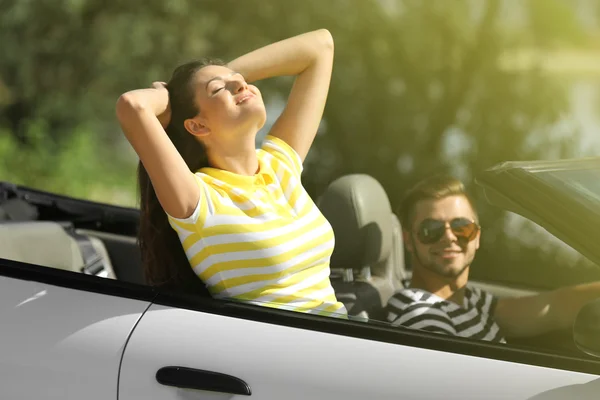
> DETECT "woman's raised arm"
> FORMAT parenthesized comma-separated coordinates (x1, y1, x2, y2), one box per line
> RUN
(116, 83, 200, 219)
(227, 29, 334, 161)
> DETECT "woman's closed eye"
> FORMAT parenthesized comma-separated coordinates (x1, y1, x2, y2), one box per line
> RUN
(211, 86, 225, 95)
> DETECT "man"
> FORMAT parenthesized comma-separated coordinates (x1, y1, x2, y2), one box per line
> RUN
(386, 175, 600, 343)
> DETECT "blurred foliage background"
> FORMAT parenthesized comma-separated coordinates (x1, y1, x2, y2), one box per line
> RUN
(2, 0, 600, 288)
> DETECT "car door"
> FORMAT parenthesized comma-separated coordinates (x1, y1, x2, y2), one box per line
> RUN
(0, 259, 153, 400)
(118, 293, 600, 400)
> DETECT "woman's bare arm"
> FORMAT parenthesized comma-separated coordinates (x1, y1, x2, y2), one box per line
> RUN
(227, 29, 334, 162)
(116, 84, 200, 219)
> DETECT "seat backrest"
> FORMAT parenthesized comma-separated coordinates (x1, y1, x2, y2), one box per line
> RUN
(387, 214, 408, 292)
(76, 229, 144, 284)
(0, 221, 115, 279)
(318, 174, 406, 314)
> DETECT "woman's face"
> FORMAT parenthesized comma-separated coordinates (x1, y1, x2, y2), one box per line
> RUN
(188, 65, 266, 139)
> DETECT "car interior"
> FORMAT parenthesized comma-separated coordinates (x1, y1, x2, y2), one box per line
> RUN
(0, 177, 582, 355)
(0, 182, 145, 285)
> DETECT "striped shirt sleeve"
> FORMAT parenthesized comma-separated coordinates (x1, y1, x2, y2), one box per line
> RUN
(166, 173, 211, 230)
(469, 287, 498, 316)
(261, 135, 304, 178)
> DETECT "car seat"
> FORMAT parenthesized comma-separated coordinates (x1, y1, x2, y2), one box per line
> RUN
(318, 174, 407, 321)
(0, 220, 116, 279)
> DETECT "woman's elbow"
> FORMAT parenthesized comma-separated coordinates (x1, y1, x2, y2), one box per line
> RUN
(116, 93, 145, 121)
(316, 29, 334, 52)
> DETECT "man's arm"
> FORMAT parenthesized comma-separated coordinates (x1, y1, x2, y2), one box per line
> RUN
(494, 281, 600, 338)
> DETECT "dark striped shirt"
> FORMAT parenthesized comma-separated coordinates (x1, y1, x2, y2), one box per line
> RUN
(386, 287, 506, 343)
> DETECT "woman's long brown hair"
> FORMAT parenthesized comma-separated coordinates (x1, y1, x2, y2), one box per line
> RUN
(137, 59, 223, 295)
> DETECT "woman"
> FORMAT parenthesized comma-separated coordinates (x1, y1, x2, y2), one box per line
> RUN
(116, 29, 346, 318)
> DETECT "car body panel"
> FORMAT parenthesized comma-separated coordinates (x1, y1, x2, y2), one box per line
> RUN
(119, 304, 598, 400)
(0, 275, 150, 400)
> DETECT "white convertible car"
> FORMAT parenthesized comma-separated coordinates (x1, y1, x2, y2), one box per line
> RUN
(1, 158, 600, 399)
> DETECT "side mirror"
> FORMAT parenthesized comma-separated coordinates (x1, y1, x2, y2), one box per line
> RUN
(573, 298, 600, 358)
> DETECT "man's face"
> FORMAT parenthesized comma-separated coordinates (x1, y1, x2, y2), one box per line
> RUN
(404, 195, 480, 278)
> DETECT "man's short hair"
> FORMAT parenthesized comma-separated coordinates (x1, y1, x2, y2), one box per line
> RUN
(398, 175, 478, 229)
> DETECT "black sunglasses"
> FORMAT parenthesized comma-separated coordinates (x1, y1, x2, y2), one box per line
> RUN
(415, 217, 480, 245)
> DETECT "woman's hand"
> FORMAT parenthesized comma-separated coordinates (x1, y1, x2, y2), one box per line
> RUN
(152, 81, 171, 129)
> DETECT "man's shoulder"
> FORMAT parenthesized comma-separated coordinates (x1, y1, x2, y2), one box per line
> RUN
(465, 286, 495, 302)
(466, 285, 497, 314)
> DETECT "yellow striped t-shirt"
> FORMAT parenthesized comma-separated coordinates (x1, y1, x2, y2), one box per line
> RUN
(167, 135, 347, 318)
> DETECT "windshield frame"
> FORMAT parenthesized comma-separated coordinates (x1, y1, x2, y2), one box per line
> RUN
(476, 157, 600, 268)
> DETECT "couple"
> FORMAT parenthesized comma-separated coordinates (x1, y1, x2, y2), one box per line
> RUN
(116, 30, 600, 341)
